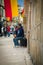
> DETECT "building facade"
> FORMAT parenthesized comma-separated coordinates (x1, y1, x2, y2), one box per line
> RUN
(24, 0, 43, 65)
(0, 0, 5, 22)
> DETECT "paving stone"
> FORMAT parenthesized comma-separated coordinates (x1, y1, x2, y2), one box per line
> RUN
(0, 35, 33, 65)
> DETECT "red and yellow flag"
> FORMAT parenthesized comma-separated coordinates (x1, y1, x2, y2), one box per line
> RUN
(4, 0, 18, 21)
(21, 9, 24, 17)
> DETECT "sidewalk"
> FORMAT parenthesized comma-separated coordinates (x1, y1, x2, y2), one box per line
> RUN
(0, 35, 33, 65)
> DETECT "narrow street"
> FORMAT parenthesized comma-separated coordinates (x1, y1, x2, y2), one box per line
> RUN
(0, 35, 33, 65)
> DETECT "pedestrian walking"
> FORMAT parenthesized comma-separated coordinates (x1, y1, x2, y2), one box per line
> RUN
(1, 26, 4, 36)
(7, 25, 10, 37)
(3, 26, 7, 37)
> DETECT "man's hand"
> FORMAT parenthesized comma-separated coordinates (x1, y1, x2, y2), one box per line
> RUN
(13, 34, 16, 38)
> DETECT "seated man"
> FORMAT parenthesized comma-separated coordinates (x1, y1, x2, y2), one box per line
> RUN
(13, 23, 24, 47)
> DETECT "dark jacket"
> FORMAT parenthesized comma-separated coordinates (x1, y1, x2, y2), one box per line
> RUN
(17, 27, 24, 37)
(3, 27, 7, 32)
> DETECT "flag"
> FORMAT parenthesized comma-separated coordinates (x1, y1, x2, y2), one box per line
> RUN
(4, 0, 18, 21)
(21, 9, 24, 17)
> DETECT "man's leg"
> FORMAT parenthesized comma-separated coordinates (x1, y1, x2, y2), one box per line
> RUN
(13, 37, 23, 46)
(13, 37, 19, 46)
(8, 32, 10, 37)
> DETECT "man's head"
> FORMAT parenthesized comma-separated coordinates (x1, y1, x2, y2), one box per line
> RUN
(18, 23, 22, 28)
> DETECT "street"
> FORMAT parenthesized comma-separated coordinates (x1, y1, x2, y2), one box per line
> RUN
(0, 35, 33, 65)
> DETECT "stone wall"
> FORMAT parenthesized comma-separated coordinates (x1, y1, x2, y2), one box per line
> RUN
(24, 0, 30, 52)
(29, 0, 43, 65)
